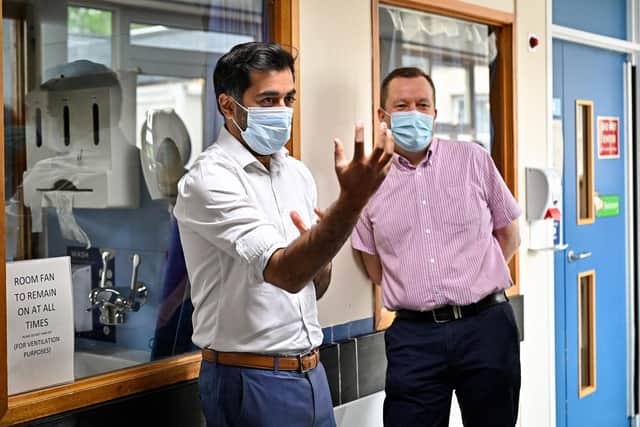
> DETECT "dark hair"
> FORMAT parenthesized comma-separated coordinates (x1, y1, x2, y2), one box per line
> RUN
(213, 42, 295, 113)
(380, 67, 436, 109)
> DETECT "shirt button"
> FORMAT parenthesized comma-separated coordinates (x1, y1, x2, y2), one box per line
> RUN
(425, 229, 431, 234)
(430, 258, 435, 263)
(422, 200, 427, 205)
(417, 172, 422, 176)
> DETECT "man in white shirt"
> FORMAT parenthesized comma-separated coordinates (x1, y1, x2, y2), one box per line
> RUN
(174, 42, 394, 427)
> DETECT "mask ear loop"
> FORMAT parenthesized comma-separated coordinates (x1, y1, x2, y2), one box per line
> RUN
(230, 97, 248, 133)
(231, 97, 249, 112)
(382, 109, 393, 128)
(231, 116, 244, 133)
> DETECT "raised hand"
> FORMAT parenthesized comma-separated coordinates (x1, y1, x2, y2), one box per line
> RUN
(289, 209, 332, 298)
(334, 121, 394, 208)
(263, 123, 392, 294)
(290, 208, 325, 234)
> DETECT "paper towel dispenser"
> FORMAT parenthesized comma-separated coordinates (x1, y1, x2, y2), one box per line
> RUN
(525, 167, 562, 221)
(525, 167, 565, 250)
(22, 60, 139, 209)
(139, 109, 191, 202)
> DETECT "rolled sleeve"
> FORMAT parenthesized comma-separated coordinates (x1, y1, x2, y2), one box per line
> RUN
(175, 163, 286, 282)
(351, 207, 378, 255)
(481, 151, 522, 230)
(235, 226, 286, 283)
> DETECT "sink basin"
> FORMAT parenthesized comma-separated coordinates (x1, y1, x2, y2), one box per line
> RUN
(74, 344, 150, 379)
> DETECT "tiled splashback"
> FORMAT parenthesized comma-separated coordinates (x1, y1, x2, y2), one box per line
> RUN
(320, 331, 387, 407)
(319, 295, 524, 407)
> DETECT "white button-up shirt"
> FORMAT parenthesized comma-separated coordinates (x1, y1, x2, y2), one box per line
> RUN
(174, 126, 322, 354)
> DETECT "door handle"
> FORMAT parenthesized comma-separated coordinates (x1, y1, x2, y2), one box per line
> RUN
(567, 250, 592, 263)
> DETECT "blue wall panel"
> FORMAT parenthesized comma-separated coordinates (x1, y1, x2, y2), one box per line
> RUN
(553, 0, 627, 40)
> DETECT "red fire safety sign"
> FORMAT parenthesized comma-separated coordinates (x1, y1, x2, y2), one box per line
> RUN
(597, 116, 620, 159)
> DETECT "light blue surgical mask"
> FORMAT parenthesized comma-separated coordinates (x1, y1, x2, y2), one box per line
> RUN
(385, 110, 434, 152)
(232, 99, 293, 155)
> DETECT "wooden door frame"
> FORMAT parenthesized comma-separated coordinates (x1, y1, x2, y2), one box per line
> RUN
(371, 0, 518, 330)
(271, 0, 301, 159)
(0, 1, 299, 424)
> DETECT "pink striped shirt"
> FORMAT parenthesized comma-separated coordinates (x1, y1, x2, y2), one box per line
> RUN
(351, 138, 522, 311)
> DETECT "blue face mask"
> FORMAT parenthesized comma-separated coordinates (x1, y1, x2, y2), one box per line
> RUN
(386, 110, 434, 152)
(232, 100, 293, 155)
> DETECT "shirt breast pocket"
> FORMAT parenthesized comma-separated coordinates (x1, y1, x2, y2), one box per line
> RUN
(371, 205, 414, 257)
(440, 185, 483, 236)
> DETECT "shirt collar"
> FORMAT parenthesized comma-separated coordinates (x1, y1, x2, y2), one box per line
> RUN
(393, 138, 438, 170)
(216, 125, 289, 170)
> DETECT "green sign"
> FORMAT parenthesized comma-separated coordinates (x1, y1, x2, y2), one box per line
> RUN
(596, 194, 620, 218)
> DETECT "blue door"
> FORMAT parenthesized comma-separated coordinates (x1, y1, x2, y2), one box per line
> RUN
(553, 40, 629, 427)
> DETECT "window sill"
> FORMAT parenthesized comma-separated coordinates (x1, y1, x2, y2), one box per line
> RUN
(2, 353, 201, 426)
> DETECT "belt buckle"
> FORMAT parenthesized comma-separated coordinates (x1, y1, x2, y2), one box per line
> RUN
(432, 306, 463, 323)
(297, 350, 314, 373)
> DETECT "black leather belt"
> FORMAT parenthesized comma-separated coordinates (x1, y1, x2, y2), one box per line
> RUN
(396, 291, 508, 324)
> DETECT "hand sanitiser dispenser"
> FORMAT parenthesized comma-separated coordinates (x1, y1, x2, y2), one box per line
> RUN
(22, 60, 139, 211)
(525, 167, 564, 250)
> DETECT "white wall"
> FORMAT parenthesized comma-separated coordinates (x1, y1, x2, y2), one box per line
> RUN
(299, 1, 556, 425)
(299, 0, 375, 326)
(334, 392, 385, 427)
(465, 0, 514, 13)
(515, 0, 556, 425)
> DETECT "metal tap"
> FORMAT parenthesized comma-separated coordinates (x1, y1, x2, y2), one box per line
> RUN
(99, 250, 112, 288)
(88, 252, 148, 325)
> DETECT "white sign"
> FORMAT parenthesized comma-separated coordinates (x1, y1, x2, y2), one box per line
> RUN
(6, 257, 74, 394)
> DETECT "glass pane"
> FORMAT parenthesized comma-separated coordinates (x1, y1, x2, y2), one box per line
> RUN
(136, 75, 205, 168)
(576, 101, 594, 223)
(3, 15, 27, 263)
(130, 23, 254, 54)
(579, 272, 596, 397)
(68, 6, 112, 67)
(379, 5, 495, 150)
(3, 0, 266, 392)
(431, 64, 470, 126)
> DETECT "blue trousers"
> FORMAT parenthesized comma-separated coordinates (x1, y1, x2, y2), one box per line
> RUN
(383, 302, 521, 427)
(199, 358, 336, 427)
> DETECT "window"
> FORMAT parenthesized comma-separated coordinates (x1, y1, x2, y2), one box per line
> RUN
(67, 6, 112, 66)
(379, 5, 496, 150)
(129, 23, 254, 54)
(578, 270, 596, 397)
(9, 0, 265, 381)
(1, 0, 294, 422)
(575, 100, 595, 224)
(135, 75, 205, 168)
(372, 1, 517, 329)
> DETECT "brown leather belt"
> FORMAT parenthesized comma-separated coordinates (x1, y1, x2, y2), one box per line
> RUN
(202, 348, 320, 373)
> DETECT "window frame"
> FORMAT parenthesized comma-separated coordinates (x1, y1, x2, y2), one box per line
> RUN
(575, 100, 595, 225)
(0, 0, 7, 418)
(577, 269, 597, 398)
(0, 0, 300, 423)
(371, 0, 518, 330)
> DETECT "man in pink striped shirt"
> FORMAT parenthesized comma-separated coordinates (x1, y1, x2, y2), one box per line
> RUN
(352, 67, 522, 427)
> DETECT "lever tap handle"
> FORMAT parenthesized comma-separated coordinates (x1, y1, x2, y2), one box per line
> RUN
(129, 254, 141, 299)
(99, 250, 113, 288)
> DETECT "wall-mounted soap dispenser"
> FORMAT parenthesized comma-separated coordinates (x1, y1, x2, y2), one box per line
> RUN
(22, 60, 139, 210)
(525, 167, 565, 251)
